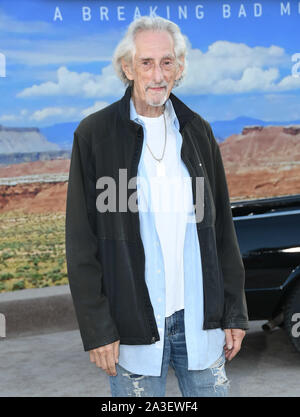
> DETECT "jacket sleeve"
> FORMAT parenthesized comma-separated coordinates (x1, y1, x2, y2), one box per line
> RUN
(65, 130, 120, 351)
(207, 123, 249, 330)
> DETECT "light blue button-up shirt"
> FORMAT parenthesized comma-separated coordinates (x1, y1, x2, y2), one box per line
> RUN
(117, 97, 225, 377)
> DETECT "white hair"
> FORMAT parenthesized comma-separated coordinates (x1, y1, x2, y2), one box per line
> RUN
(112, 16, 187, 87)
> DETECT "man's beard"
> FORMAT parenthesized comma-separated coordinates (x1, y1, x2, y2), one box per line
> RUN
(146, 93, 168, 107)
(145, 84, 168, 107)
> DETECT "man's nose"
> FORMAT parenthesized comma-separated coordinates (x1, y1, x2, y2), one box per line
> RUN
(152, 62, 164, 83)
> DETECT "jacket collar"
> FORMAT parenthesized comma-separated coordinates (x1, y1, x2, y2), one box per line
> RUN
(119, 85, 195, 132)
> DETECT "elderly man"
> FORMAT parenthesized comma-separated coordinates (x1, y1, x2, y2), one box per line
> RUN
(65, 16, 249, 397)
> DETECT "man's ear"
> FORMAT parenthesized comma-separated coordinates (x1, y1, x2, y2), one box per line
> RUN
(121, 58, 134, 81)
(175, 55, 185, 81)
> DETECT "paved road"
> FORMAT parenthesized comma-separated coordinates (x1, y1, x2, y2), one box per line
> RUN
(1, 320, 300, 397)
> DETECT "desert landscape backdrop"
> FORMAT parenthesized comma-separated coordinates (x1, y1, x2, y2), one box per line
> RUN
(0, 121, 299, 293)
(1, 123, 300, 214)
(1, 0, 299, 295)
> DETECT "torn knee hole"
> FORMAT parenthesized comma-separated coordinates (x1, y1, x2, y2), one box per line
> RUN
(122, 372, 144, 380)
(212, 364, 229, 383)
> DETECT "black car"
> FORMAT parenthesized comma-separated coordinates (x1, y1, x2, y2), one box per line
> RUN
(232, 193, 300, 352)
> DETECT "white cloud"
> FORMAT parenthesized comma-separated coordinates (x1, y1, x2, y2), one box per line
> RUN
(0, 113, 19, 122)
(17, 65, 124, 98)
(211, 67, 280, 94)
(0, 101, 110, 125)
(0, 108, 29, 122)
(274, 74, 300, 91)
(15, 40, 300, 99)
(29, 106, 78, 122)
(176, 40, 300, 95)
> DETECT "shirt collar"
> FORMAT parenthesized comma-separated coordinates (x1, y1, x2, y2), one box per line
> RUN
(130, 96, 179, 130)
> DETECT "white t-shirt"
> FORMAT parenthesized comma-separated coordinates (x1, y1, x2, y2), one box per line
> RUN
(137, 110, 193, 317)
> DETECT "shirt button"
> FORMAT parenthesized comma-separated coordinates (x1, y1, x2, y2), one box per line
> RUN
(156, 314, 161, 319)
(157, 269, 161, 274)
(157, 298, 162, 302)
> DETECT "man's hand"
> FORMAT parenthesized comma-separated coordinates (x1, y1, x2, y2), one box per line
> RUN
(224, 328, 245, 361)
(89, 340, 120, 376)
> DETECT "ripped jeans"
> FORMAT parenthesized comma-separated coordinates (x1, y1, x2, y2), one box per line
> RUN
(108, 309, 230, 397)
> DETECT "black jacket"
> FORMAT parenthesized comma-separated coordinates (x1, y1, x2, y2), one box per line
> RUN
(65, 85, 249, 352)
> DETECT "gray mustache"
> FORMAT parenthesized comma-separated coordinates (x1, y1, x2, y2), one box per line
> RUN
(146, 84, 168, 90)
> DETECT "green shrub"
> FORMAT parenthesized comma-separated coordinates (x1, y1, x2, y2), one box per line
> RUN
(2, 252, 14, 260)
(0, 273, 14, 281)
(12, 280, 25, 290)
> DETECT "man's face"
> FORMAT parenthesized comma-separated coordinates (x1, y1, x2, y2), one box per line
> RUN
(122, 30, 184, 108)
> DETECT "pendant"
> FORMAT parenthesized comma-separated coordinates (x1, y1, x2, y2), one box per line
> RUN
(156, 161, 166, 177)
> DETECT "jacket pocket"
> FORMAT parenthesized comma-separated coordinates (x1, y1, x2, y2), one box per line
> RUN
(96, 237, 154, 341)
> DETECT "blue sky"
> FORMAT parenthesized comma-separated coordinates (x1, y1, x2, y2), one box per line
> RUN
(0, 0, 300, 127)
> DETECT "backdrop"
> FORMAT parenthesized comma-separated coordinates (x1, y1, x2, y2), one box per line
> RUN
(0, 0, 300, 291)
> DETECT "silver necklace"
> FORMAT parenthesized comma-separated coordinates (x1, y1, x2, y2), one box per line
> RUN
(145, 106, 167, 163)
